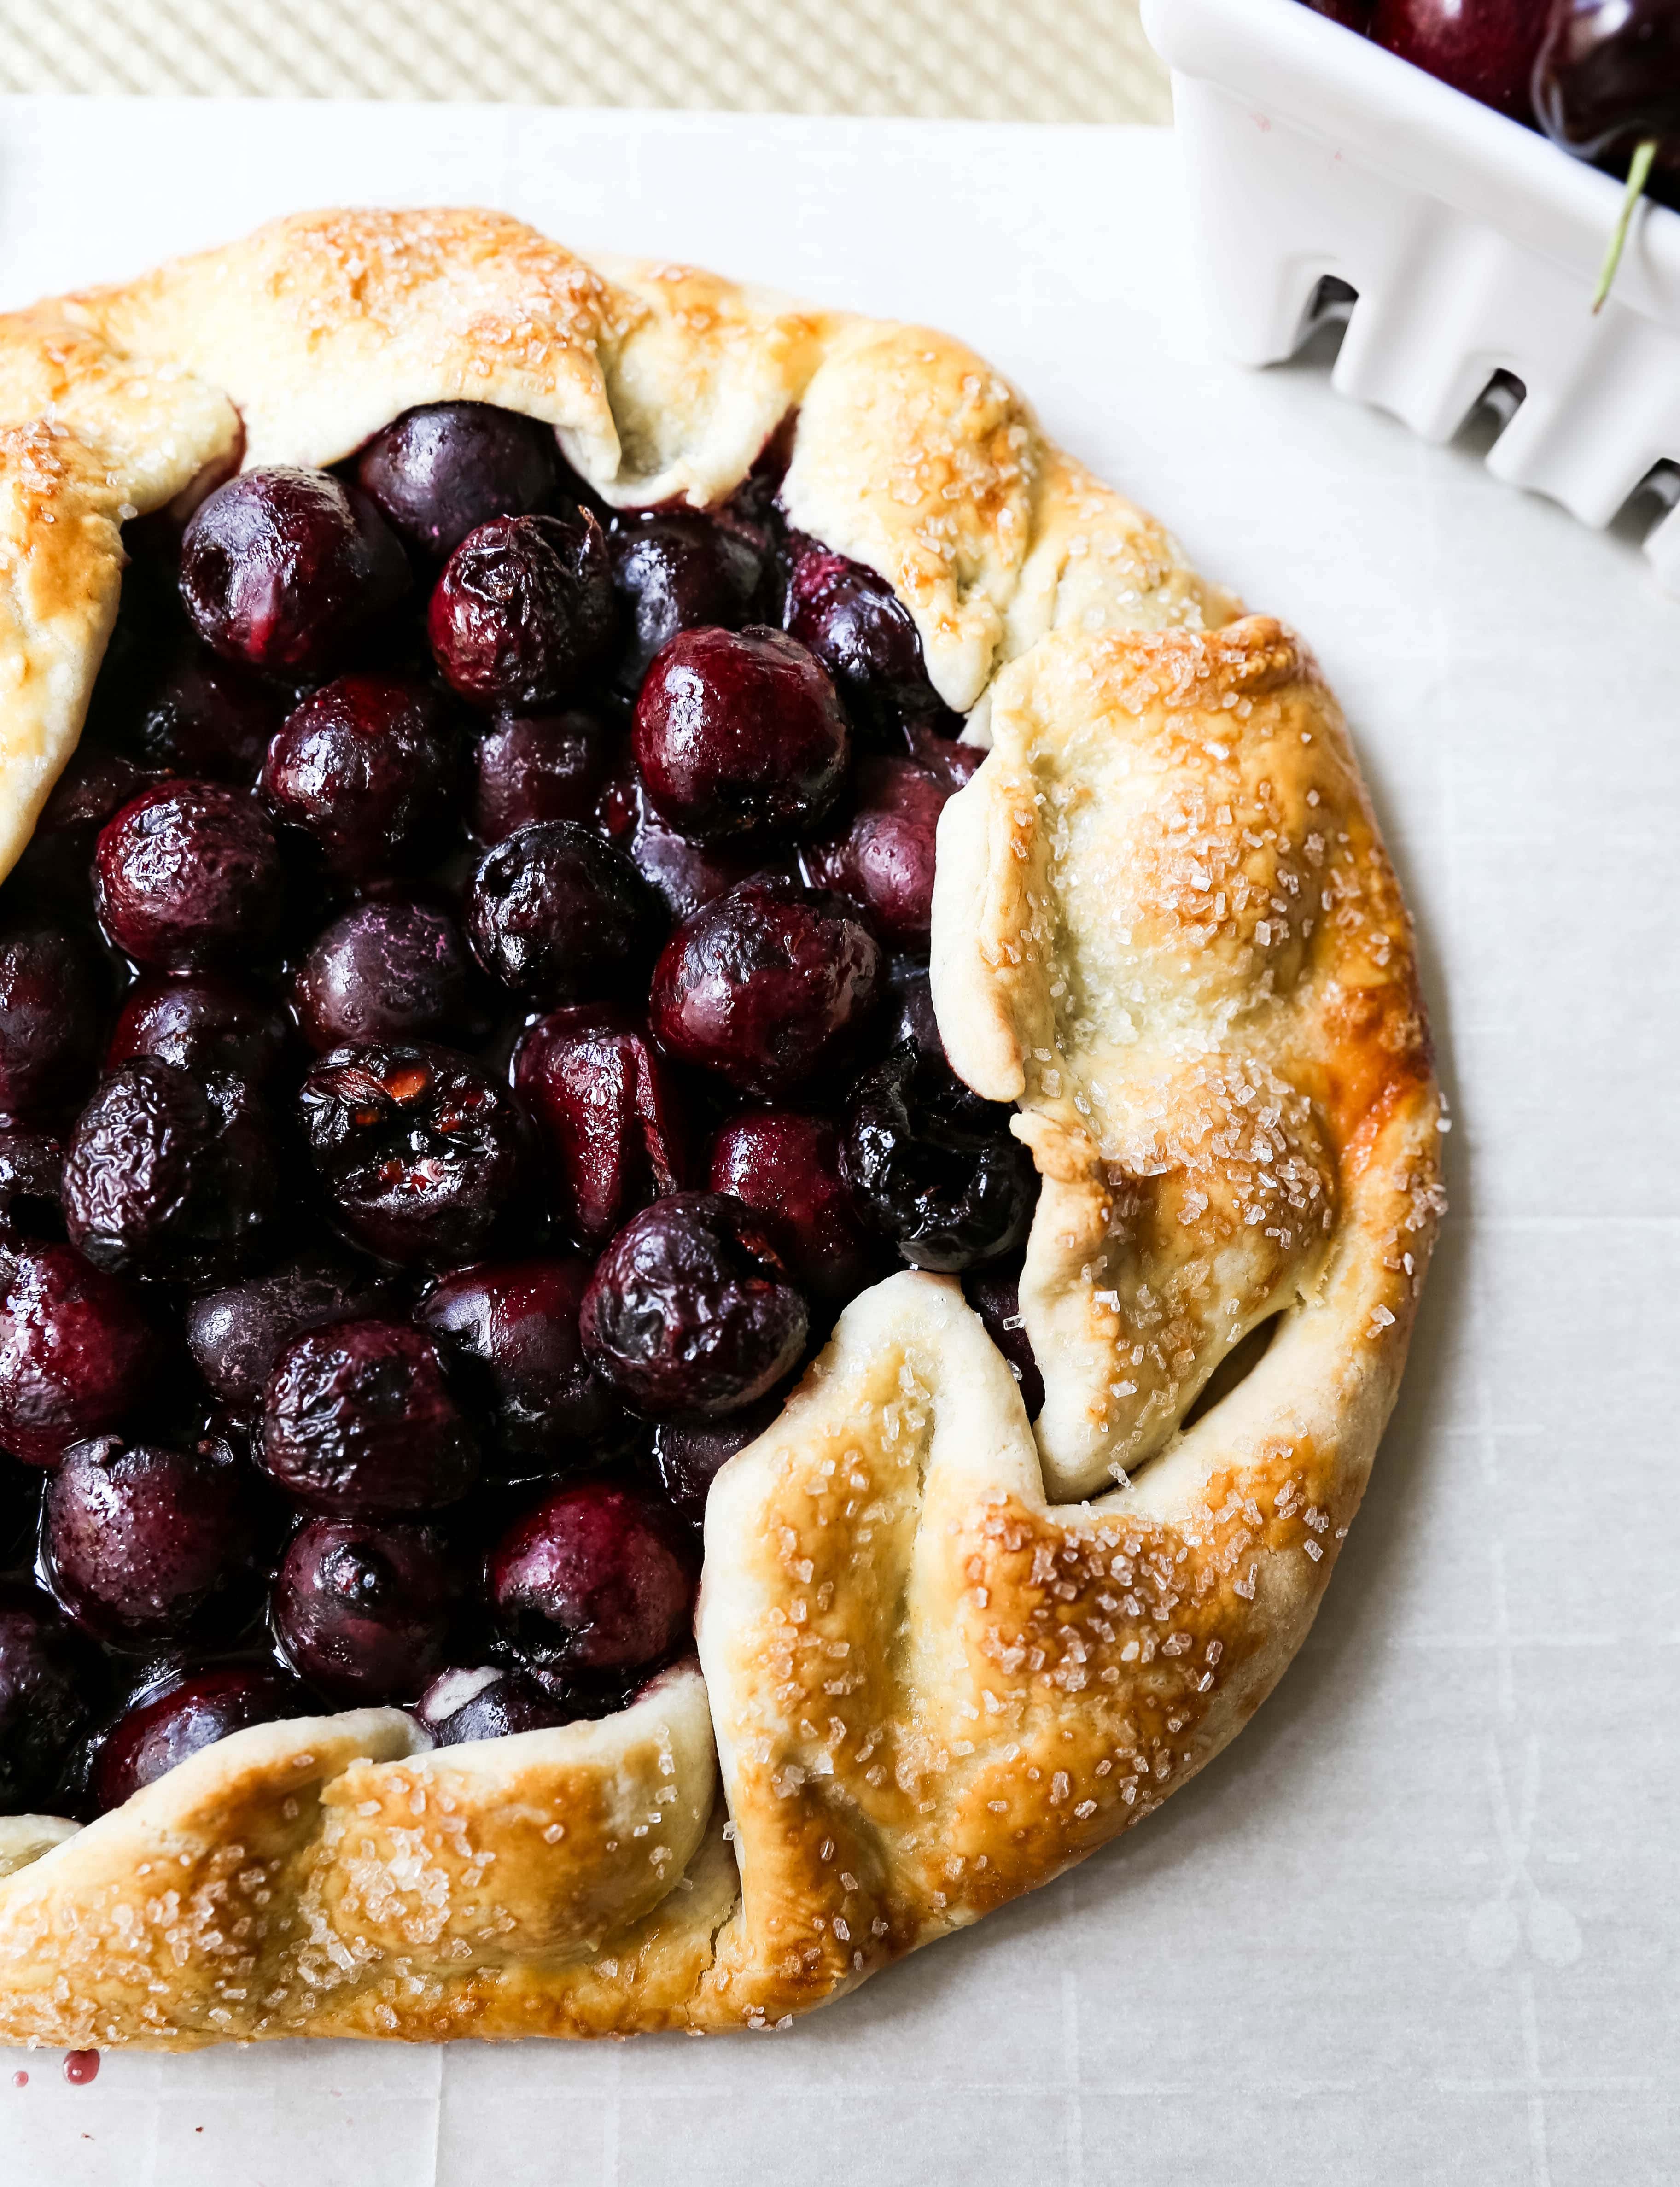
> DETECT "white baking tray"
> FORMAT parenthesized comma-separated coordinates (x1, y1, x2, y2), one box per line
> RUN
(1143, 0, 1680, 595)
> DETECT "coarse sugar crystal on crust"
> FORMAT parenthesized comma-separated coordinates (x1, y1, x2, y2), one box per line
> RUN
(0, 208, 1440, 2044)
(932, 614, 1430, 1497)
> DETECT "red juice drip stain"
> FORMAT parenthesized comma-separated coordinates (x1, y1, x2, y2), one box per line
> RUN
(11, 2070, 27, 2088)
(64, 2050, 99, 2085)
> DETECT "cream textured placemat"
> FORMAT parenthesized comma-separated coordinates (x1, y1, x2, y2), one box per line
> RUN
(0, 0, 1170, 119)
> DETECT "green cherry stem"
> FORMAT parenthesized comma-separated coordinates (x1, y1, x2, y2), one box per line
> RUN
(1592, 138, 1658, 316)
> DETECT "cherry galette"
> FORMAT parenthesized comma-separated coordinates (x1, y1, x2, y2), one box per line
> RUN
(0, 211, 1438, 2048)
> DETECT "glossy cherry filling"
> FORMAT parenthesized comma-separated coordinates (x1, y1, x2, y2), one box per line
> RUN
(0, 401, 1042, 1821)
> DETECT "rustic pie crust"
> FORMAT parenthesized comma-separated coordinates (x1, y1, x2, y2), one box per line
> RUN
(0, 210, 1440, 2046)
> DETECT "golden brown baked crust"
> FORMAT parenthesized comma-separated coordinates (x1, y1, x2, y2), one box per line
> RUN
(0, 314, 238, 885)
(0, 209, 1440, 2046)
(933, 615, 1431, 1497)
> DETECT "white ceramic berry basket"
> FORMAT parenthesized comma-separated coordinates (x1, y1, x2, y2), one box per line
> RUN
(1142, 0, 1680, 595)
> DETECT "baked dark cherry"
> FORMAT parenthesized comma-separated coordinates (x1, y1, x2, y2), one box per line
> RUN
(594, 766, 770, 922)
(1301, 0, 1373, 23)
(472, 708, 611, 843)
(783, 547, 952, 743)
(963, 1258, 1045, 1417)
(128, 644, 285, 784)
(729, 411, 795, 531)
(272, 1516, 461, 1702)
(185, 1257, 391, 1411)
(904, 718, 985, 792)
(262, 675, 458, 881)
(89, 1665, 311, 1813)
(356, 402, 564, 561)
(300, 1041, 526, 1267)
(884, 962, 995, 1128)
(82, 540, 184, 731)
(580, 1190, 808, 1418)
(32, 743, 155, 839)
(887, 956, 939, 1038)
(651, 1391, 782, 1527)
(649, 876, 883, 1099)
(108, 972, 292, 1101)
(94, 781, 285, 971)
(489, 1480, 695, 1674)
(842, 1041, 1036, 1273)
(609, 513, 766, 693)
(63, 1058, 274, 1283)
(465, 820, 664, 1006)
(1371, 0, 1546, 119)
(415, 1661, 604, 1744)
(261, 1317, 479, 1514)
(708, 1109, 885, 1303)
(807, 750, 976, 952)
(428, 509, 615, 711)
(416, 1256, 624, 1468)
(180, 467, 411, 676)
(0, 926, 105, 1118)
(0, 1582, 103, 1808)
(0, 1244, 155, 1467)
(0, 1454, 39, 1567)
(0, 1129, 64, 1244)
(292, 900, 475, 1053)
(0, 746, 156, 924)
(631, 626, 849, 844)
(513, 1005, 686, 1248)
(42, 1433, 258, 1644)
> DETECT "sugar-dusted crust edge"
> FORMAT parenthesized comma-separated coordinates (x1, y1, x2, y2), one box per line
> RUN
(0, 208, 1439, 2045)
(0, 1670, 725, 2047)
(0, 207, 1236, 901)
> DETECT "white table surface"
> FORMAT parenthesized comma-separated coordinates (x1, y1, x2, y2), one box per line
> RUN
(0, 99, 1672, 2187)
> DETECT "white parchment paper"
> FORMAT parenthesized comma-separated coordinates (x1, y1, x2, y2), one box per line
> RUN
(0, 100, 1671, 2187)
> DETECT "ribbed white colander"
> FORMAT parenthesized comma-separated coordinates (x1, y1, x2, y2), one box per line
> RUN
(1143, 0, 1680, 597)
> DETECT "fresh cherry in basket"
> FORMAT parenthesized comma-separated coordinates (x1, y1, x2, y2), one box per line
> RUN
(1535, 0, 1680, 161)
(1299, 0, 1680, 298)
(1370, 0, 1546, 122)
